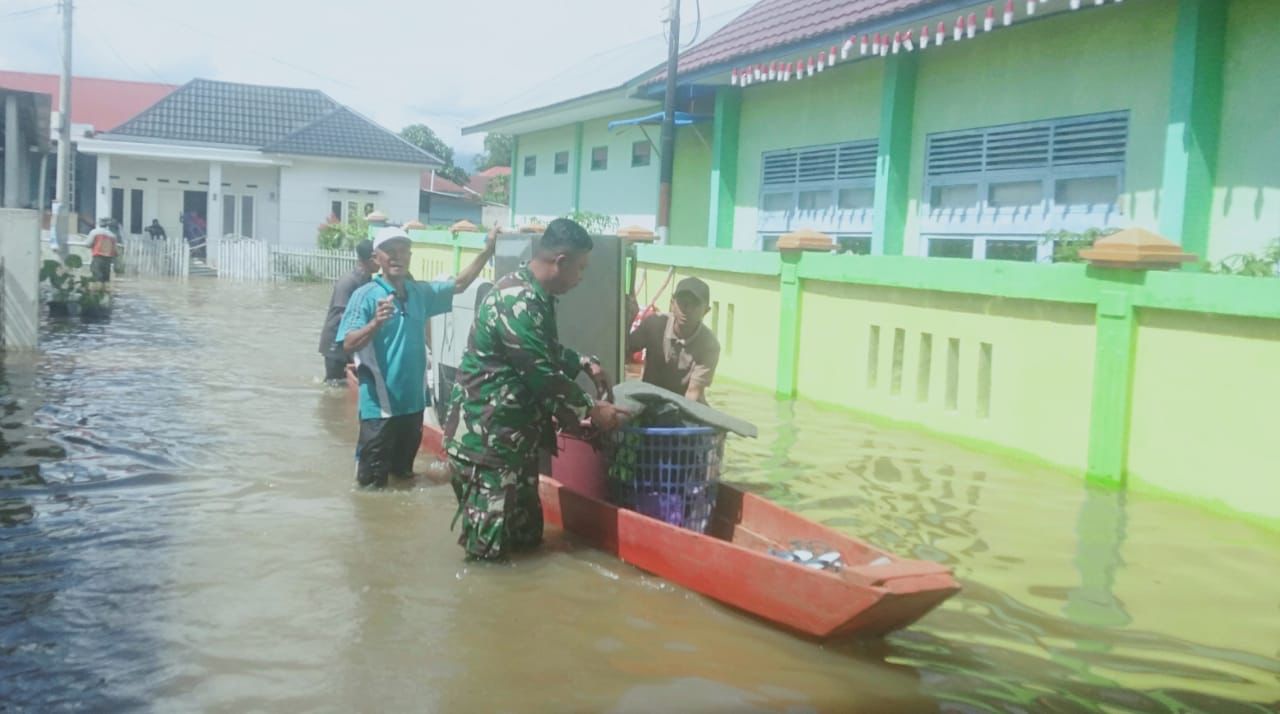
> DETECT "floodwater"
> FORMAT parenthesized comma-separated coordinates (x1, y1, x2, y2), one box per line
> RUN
(1, 277, 1277, 713)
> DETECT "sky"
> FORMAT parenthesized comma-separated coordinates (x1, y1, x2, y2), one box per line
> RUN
(0, 0, 755, 167)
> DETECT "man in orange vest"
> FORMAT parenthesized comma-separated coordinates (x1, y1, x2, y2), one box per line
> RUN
(88, 218, 119, 283)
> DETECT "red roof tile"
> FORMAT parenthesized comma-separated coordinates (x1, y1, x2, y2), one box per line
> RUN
(421, 171, 479, 198)
(653, 0, 938, 81)
(0, 71, 176, 131)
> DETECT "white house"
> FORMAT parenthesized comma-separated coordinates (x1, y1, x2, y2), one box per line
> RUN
(75, 79, 440, 251)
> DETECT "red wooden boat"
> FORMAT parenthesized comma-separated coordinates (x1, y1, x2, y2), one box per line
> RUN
(412, 412, 960, 640)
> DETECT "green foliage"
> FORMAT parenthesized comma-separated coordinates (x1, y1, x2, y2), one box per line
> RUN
(400, 124, 454, 166)
(474, 133, 513, 170)
(1213, 238, 1280, 277)
(1041, 227, 1121, 263)
(401, 123, 469, 185)
(40, 259, 80, 303)
(483, 173, 510, 205)
(317, 214, 370, 250)
(564, 210, 619, 235)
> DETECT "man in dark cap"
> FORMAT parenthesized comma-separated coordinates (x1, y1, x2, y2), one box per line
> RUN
(319, 239, 377, 385)
(627, 276, 720, 403)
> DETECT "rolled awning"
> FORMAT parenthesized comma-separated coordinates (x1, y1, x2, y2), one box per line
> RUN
(607, 111, 711, 131)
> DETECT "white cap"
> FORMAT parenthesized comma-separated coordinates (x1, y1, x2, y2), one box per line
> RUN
(372, 226, 411, 251)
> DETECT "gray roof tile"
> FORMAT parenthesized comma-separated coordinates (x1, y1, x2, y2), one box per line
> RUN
(263, 107, 439, 166)
(106, 79, 440, 166)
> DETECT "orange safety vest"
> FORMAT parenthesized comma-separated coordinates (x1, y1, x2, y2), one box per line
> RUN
(90, 231, 117, 258)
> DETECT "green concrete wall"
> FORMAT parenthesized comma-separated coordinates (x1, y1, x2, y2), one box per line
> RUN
(1209, 0, 1280, 262)
(576, 108, 662, 228)
(904, 0, 1175, 256)
(669, 125, 712, 247)
(633, 243, 1280, 528)
(1128, 309, 1280, 519)
(513, 124, 576, 222)
(731, 60, 884, 250)
(796, 283, 1096, 471)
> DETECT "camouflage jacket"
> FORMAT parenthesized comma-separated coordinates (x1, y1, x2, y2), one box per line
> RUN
(443, 267, 595, 469)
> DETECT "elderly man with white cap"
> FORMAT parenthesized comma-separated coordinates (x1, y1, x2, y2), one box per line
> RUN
(337, 224, 496, 488)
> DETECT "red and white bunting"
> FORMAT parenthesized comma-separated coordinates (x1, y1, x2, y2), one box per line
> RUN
(721, 0, 1127, 87)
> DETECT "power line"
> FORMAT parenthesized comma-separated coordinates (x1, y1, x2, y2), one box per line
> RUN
(2, 2, 56, 18)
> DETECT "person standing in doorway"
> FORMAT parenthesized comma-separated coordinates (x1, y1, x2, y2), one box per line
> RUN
(88, 219, 119, 283)
(319, 239, 376, 386)
(444, 218, 628, 561)
(337, 225, 496, 488)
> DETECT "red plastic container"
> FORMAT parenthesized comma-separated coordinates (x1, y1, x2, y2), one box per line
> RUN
(551, 433, 608, 501)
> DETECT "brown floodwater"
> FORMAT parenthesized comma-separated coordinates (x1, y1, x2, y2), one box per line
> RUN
(1, 277, 1277, 713)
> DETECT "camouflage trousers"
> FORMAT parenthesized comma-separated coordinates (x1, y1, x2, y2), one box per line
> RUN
(449, 456, 542, 561)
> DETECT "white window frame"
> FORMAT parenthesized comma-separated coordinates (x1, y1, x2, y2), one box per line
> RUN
(757, 140, 877, 250)
(921, 111, 1129, 262)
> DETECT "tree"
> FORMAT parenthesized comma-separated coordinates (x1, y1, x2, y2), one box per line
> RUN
(400, 124, 454, 167)
(401, 124, 470, 186)
(474, 133, 514, 170)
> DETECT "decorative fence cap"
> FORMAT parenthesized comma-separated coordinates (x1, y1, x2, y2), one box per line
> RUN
(1079, 227, 1197, 270)
(366, 211, 389, 225)
(449, 219, 479, 233)
(777, 228, 835, 253)
(616, 225, 657, 242)
(402, 219, 426, 231)
(519, 222, 546, 234)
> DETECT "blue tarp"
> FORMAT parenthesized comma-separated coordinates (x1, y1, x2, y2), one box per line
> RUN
(607, 111, 711, 132)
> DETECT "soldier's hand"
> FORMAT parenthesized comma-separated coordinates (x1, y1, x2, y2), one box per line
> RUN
(589, 401, 630, 432)
(374, 296, 396, 325)
(584, 360, 614, 401)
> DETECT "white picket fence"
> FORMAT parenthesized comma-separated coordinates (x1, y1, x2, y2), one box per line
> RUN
(122, 238, 190, 279)
(216, 238, 356, 282)
(272, 247, 358, 281)
(215, 237, 270, 281)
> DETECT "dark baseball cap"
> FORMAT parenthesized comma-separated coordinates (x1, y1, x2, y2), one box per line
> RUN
(674, 277, 710, 306)
(355, 239, 374, 261)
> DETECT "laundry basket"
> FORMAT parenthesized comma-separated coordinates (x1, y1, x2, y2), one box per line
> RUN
(607, 425, 724, 533)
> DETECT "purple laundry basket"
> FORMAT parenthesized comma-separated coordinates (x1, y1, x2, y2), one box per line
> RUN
(607, 425, 724, 533)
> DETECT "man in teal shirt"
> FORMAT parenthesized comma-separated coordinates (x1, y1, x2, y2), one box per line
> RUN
(338, 225, 495, 488)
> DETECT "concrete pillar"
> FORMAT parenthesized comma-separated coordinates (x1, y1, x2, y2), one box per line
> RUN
(3, 94, 19, 209)
(94, 153, 111, 223)
(706, 88, 741, 249)
(206, 161, 223, 242)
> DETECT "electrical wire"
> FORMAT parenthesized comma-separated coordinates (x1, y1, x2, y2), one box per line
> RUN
(682, 0, 702, 49)
(1, 3, 56, 18)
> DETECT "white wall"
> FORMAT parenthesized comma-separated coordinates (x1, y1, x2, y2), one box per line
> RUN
(105, 157, 279, 243)
(277, 158, 422, 250)
(0, 208, 41, 349)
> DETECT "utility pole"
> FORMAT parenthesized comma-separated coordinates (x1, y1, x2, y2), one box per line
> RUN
(53, 0, 74, 260)
(655, 0, 680, 244)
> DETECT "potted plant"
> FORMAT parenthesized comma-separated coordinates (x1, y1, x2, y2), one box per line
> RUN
(78, 278, 112, 321)
(40, 256, 83, 318)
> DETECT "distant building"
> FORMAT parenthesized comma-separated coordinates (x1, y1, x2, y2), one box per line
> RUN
(419, 165, 510, 228)
(72, 78, 440, 250)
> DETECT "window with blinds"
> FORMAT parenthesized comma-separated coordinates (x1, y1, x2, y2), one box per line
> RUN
(758, 140, 878, 248)
(922, 111, 1128, 261)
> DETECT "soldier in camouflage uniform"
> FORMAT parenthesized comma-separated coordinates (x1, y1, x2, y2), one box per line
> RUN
(444, 218, 628, 560)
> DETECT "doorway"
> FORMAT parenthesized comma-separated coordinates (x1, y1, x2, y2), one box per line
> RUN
(182, 190, 208, 258)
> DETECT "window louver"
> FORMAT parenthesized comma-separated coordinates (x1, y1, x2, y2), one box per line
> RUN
(927, 112, 1127, 177)
(764, 140, 877, 186)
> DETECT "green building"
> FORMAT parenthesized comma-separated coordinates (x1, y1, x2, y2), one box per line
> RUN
(467, 0, 1277, 265)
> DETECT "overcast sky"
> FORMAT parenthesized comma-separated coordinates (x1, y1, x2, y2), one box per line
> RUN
(0, 0, 754, 166)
